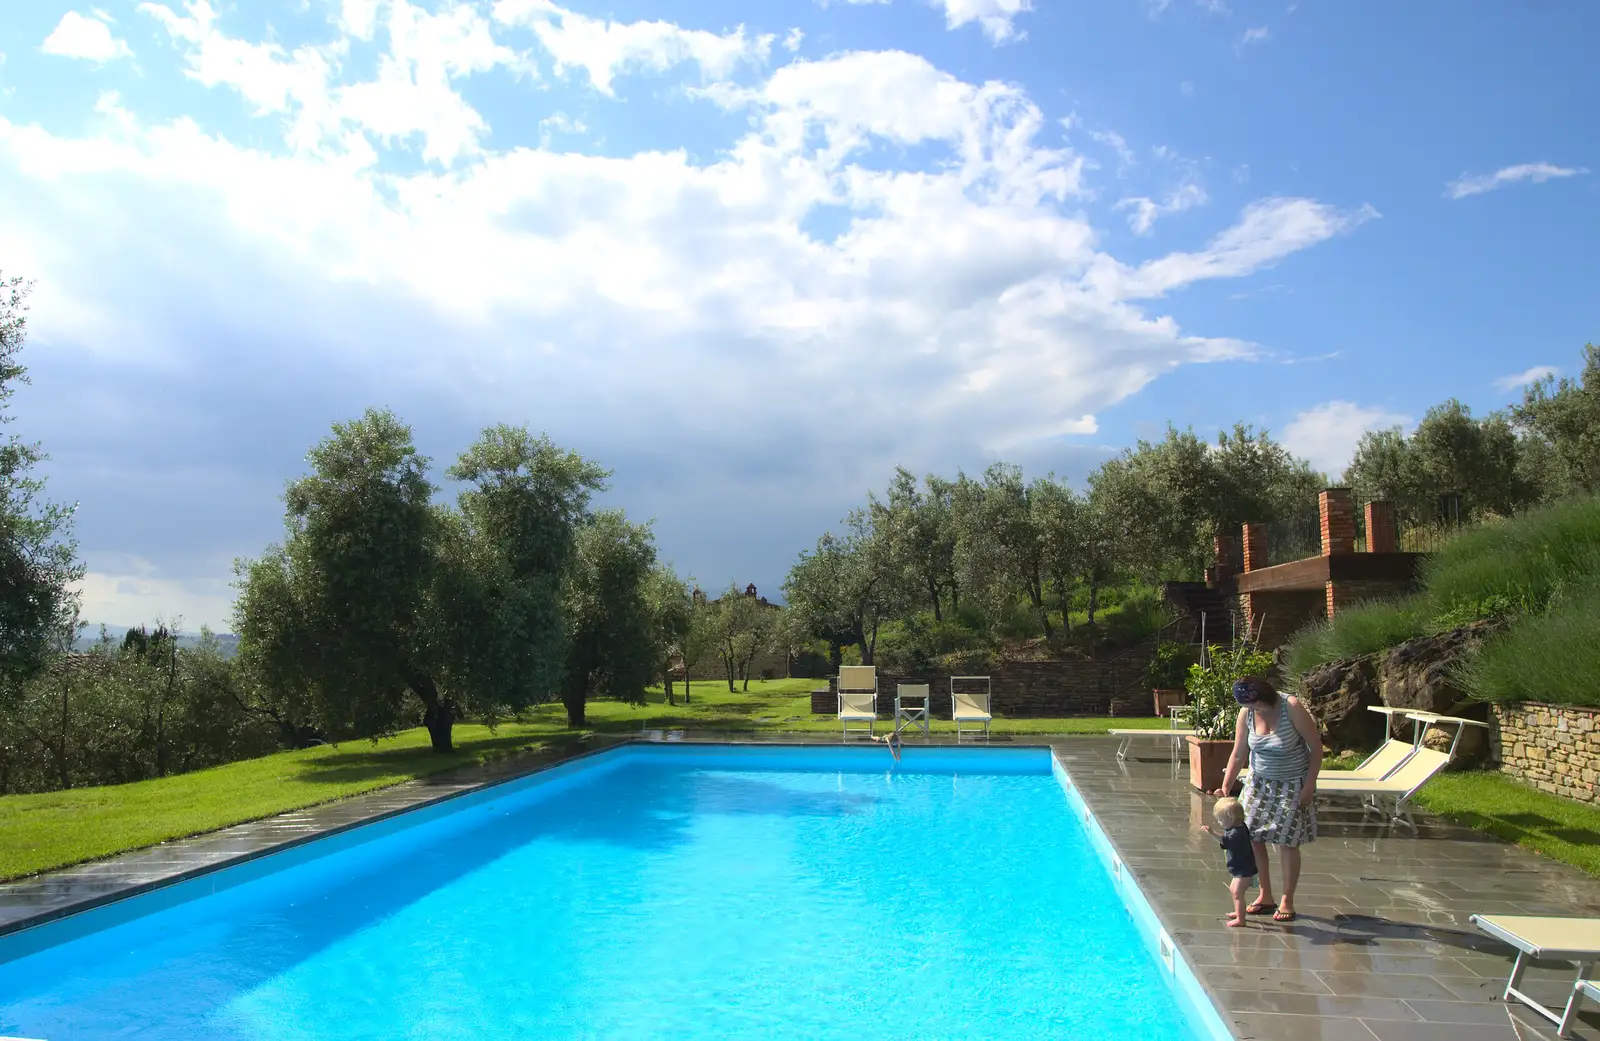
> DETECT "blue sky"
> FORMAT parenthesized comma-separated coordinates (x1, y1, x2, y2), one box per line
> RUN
(0, 0, 1594, 631)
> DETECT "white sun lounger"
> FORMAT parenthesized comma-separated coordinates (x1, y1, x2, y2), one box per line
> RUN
(1111, 728, 1196, 764)
(1470, 915, 1600, 1035)
(837, 666, 878, 738)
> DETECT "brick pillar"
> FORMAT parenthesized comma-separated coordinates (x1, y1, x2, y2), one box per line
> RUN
(1319, 488, 1356, 556)
(1364, 500, 1397, 553)
(1325, 580, 1347, 618)
(1213, 534, 1238, 580)
(1241, 523, 1267, 572)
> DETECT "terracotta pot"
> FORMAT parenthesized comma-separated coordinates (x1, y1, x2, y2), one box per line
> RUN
(1152, 688, 1187, 718)
(1186, 736, 1233, 793)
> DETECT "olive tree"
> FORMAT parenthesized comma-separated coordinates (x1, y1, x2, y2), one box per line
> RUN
(0, 273, 83, 698)
(559, 511, 660, 727)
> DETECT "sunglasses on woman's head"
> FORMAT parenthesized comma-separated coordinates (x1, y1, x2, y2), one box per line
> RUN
(1232, 681, 1259, 704)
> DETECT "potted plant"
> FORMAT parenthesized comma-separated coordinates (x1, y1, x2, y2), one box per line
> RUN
(1145, 641, 1194, 718)
(1182, 644, 1275, 793)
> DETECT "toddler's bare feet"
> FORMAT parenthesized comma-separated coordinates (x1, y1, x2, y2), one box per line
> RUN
(1225, 915, 1246, 928)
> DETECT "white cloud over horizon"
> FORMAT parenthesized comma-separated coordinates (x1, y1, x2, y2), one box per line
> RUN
(1283, 400, 1412, 477)
(1495, 364, 1558, 392)
(4, 0, 1374, 628)
(1446, 162, 1588, 199)
(42, 10, 134, 63)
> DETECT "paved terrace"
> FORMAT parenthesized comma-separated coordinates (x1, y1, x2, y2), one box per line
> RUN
(3, 733, 1600, 1041)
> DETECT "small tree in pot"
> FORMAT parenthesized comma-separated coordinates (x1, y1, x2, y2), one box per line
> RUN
(1145, 641, 1194, 717)
(1182, 644, 1274, 792)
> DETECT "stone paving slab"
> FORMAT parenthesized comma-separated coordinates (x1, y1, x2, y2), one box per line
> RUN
(1052, 738, 1600, 1041)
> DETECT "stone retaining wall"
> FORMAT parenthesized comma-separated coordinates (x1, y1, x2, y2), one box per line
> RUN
(809, 653, 1155, 718)
(1490, 702, 1600, 804)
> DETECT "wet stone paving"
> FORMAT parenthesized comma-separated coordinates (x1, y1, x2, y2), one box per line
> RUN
(1052, 738, 1600, 1041)
(3, 731, 1600, 1041)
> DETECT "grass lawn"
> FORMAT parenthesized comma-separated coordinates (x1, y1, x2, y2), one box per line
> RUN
(1415, 770, 1600, 877)
(0, 678, 1164, 881)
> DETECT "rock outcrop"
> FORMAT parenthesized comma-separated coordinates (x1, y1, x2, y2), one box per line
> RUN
(1297, 620, 1502, 765)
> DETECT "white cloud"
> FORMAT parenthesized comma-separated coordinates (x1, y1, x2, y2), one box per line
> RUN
(141, 0, 527, 166)
(1284, 401, 1412, 477)
(1090, 128, 1138, 171)
(42, 10, 133, 63)
(1495, 364, 1558, 392)
(783, 27, 805, 52)
(492, 0, 772, 95)
(74, 556, 239, 632)
(936, 0, 1032, 43)
(1446, 162, 1588, 200)
(1237, 25, 1269, 49)
(1116, 181, 1208, 235)
(1, 27, 1373, 622)
(1196, 0, 1230, 13)
(1179, 80, 1195, 96)
(1092, 197, 1378, 299)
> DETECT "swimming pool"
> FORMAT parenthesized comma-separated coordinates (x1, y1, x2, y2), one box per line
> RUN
(0, 745, 1225, 1040)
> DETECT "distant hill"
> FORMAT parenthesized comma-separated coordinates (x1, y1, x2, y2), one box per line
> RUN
(74, 624, 240, 659)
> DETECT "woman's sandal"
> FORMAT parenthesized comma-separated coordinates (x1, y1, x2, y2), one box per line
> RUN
(1273, 908, 1297, 922)
(1245, 902, 1275, 915)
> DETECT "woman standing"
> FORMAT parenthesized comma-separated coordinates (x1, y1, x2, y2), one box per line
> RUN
(1215, 675, 1322, 922)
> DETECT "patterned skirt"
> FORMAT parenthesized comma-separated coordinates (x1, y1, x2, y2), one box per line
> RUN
(1241, 774, 1316, 848)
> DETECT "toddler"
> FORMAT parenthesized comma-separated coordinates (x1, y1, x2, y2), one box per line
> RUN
(1199, 797, 1258, 927)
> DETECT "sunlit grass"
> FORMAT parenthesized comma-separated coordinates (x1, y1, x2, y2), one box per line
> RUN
(0, 678, 1160, 879)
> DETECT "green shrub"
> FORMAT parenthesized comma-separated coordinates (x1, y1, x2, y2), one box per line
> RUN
(1322, 599, 1429, 660)
(1456, 592, 1600, 705)
(1422, 495, 1600, 620)
(1281, 619, 1335, 681)
(1144, 641, 1195, 689)
(1183, 645, 1275, 739)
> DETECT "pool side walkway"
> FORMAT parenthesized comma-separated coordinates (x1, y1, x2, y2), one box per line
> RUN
(1052, 739, 1600, 1041)
(4, 732, 1600, 1041)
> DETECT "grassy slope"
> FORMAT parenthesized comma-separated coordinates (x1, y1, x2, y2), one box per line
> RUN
(1415, 771, 1600, 877)
(0, 679, 1166, 880)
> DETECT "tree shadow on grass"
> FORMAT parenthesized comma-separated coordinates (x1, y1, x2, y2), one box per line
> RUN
(292, 733, 568, 786)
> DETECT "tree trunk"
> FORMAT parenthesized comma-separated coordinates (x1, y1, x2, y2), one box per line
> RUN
(1087, 580, 1100, 627)
(829, 641, 842, 672)
(864, 622, 878, 665)
(684, 676, 692, 704)
(563, 688, 587, 728)
(664, 660, 675, 705)
(410, 671, 455, 753)
(58, 676, 71, 790)
(950, 580, 960, 615)
(928, 575, 942, 622)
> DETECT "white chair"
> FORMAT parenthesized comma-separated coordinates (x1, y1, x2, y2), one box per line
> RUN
(1315, 711, 1488, 828)
(894, 683, 931, 737)
(837, 665, 878, 738)
(950, 676, 993, 742)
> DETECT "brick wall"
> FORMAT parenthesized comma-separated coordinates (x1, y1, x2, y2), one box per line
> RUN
(1240, 589, 1325, 650)
(1325, 578, 1405, 618)
(808, 653, 1156, 718)
(1490, 702, 1600, 804)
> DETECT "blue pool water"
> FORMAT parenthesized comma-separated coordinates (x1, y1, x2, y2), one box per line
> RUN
(0, 746, 1211, 1040)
